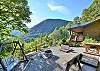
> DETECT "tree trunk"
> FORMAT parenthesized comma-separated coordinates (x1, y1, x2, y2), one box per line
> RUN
(20, 43, 28, 62)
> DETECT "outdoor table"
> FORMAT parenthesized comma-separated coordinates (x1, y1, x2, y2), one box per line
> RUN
(23, 47, 82, 71)
(84, 43, 100, 55)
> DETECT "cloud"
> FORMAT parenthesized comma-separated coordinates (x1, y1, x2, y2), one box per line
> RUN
(26, 15, 45, 28)
(32, 10, 36, 14)
(48, 2, 70, 15)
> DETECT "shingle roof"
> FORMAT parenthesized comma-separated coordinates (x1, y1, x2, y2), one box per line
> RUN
(69, 19, 97, 29)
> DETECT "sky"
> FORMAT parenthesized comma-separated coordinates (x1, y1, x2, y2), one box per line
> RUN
(26, 0, 93, 28)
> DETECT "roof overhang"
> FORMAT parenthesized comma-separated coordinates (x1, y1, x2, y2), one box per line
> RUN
(68, 18, 100, 40)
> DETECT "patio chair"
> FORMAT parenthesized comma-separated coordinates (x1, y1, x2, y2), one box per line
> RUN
(59, 45, 74, 53)
(68, 35, 77, 46)
(69, 33, 85, 47)
(76, 34, 84, 42)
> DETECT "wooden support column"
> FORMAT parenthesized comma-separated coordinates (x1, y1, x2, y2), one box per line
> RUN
(96, 46, 100, 54)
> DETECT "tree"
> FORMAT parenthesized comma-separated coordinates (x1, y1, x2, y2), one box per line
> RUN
(68, 0, 100, 24)
(0, 0, 31, 70)
(50, 27, 69, 45)
(73, 16, 80, 24)
(0, 0, 32, 42)
(81, 0, 100, 22)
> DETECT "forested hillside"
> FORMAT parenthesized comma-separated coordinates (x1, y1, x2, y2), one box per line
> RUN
(22, 19, 70, 42)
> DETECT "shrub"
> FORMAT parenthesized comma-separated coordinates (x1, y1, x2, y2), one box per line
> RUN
(61, 38, 69, 45)
(82, 36, 97, 45)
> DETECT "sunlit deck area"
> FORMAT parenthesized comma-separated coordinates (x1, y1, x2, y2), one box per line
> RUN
(12, 46, 100, 71)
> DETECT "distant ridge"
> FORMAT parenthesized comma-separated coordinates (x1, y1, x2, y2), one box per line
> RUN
(22, 19, 71, 42)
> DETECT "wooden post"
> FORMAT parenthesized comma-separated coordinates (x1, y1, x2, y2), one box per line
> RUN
(69, 30, 71, 35)
(12, 42, 17, 55)
(85, 44, 91, 53)
(19, 43, 28, 62)
(96, 46, 99, 54)
(66, 62, 70, 71)
(35, 41, 38, 52)
(35, 46, 37, 52)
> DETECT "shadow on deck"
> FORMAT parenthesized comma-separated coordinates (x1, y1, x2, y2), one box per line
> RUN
(12, 46, 99, 71)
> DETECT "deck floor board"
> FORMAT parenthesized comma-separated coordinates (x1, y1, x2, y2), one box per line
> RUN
(12, 46, 99, 71)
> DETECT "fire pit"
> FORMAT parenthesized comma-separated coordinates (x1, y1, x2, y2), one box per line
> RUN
(44, 50, 52, 58)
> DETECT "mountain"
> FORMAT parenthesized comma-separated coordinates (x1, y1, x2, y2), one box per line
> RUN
(22, 19, 71, 42)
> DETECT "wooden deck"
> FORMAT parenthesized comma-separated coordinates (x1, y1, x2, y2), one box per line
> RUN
(22, 46, 99, 71)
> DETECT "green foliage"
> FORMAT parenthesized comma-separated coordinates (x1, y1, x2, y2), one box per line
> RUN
(24, 43, 34, 54)
(81, 0, 100, 22)
(0, 39, 13, 58)
(0, 0, 31, 58)
(73, 16, 80, 23)
(68, 0, 100, 25)
(83, 36, 97, 44)
(0, 0, 31, 42)
(50, 26, 69, 45)
(24, 34, 53, 53)
(67, 21, 75, 29)
(61, 38, 68, 45)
